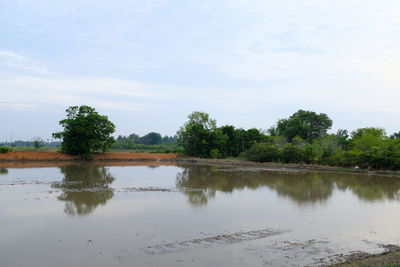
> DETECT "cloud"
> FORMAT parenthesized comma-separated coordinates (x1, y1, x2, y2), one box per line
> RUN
(0, 50, 49, 75)
(0, 75, 164, 112)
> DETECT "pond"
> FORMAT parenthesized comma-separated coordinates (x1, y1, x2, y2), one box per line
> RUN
(1, 163, 400, 266)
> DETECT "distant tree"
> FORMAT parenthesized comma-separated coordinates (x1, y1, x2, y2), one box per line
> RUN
(32, 137, 43, 150)
(52, 106, 115, 157)
(390, 131, 400, 139)
(336, 129, 350, 150)
(140, 132, 162, 145)
(275, 110, 333, 142)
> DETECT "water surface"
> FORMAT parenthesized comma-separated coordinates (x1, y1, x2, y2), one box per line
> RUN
(1, 163, 400, 266)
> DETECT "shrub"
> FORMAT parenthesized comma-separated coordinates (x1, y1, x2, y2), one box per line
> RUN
(210, 149, 223, 159)
(279, 143, 302, 163)
(302, 144, 323, 164)
(0, 146, 13, 153)
(245, 143, 279, 162)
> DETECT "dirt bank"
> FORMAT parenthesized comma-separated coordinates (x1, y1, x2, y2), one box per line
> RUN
(2, 152, 400, 177)
(0, 151, 177, 163)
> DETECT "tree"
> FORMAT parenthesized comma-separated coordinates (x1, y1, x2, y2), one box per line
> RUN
(177, 111, 217, 157)
(275, 110, 333, 142)
(32, 137, 43, 150)
(140, 132, 162, 145)
(53, 106, 115, 156)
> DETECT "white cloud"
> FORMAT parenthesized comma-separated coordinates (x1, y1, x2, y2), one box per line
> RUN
(0, 50, 49, 74)
(0, 75, 163, 112)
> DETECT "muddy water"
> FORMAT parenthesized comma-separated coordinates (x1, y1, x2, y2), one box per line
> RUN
(1, 163, 400, 267)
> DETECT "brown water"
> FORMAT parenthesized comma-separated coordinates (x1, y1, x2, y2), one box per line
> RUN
(1, 163, 400, 266)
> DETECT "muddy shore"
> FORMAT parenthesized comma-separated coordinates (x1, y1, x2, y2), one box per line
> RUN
(329, 245, 400, 267)
(174, 157, 400, 177)
(2, 152, 400, 177)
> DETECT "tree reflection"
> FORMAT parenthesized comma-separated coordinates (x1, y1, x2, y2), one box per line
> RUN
(52, 164, 115, 216)
(0, 168, 8, 175)
(176, 164, 400, 206)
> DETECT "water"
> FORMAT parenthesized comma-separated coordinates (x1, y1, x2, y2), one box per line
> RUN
(1, 163, 400, 266)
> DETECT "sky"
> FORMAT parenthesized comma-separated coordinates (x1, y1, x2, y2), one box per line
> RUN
(1, 0, 400, 141)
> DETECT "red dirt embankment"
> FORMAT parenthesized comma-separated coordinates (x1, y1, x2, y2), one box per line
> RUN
(0, 152, 177, 162)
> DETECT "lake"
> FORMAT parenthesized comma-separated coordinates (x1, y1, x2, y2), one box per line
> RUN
(1, 163, 400, 266)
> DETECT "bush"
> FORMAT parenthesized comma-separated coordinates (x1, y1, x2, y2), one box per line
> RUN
(302, 144, 323, 164)
(279, 143, 302, 163)
(245, 143, 279, 162)
(0, 146, 13, 153)
(210, 149, 223, 159)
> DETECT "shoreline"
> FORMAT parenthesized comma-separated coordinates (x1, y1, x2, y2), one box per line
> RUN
(174, 157, 400, 177)
(328, 245, 400, 267)
(1, 152, 400, 177)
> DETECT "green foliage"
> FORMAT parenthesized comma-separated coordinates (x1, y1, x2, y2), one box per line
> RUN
(0, 168, 8, 175)
(52, 106, 115, 157)
(210, 149, 223, 159)
(140, 132, 162, 145)
(390, 131, 400, 139)
(275, 110, 333, 142)
(336, 129, 350, 150)
(177, 112, 269, 158)
(245, 143, 279, 162)
(114, 133, 176, 149)
(0, 146, 13, 153)
(279, 143, 303, 163)
(302, 144, 323, 164)
(177, 111, 216, 157)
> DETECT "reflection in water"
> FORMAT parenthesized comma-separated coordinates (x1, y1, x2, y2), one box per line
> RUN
(52, 164, 115, 216)
(176, 165, 400, 206)
(0, 168, 8, 175)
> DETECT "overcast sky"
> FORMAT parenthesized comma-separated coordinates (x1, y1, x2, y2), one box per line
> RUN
(1, 0, 399, 141)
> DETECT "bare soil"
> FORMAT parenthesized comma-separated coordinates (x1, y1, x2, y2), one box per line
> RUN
(0, 152, 177, 168)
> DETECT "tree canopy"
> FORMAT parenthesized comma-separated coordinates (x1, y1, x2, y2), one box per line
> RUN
(274, 110, 333, 142)
(52, 105, 115, 156)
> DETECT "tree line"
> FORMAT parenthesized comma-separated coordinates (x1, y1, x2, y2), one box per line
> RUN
(4, 105, 399, 170)
(114, 132, 177, 149)
(177, 110, 400, 170)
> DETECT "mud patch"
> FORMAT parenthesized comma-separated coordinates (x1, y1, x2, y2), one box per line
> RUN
(117, 187, 176, 193)
(328, 244, 400, 266)
(144, 228, 288, 255)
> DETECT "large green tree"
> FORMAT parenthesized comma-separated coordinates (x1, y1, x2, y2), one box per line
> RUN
(177, 111, 217, 157)
(274, 110, 333, 142)
(53, 105, 115, 156)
